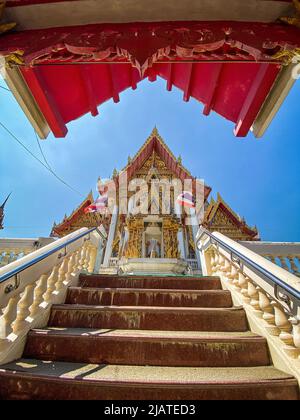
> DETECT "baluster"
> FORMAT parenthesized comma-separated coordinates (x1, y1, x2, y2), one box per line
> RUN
(273, 304, 296, 357)
(0, 251, 10, 267)
(268, 255, 276, 265)
(12, 249, 21, 262)
(217, 253, 225, 271)
(278, 256, 289, 271)
(83, 243, 92, 271)
(287, 256, 300, 277)
(214, 251, 221, 272)
(232, 268, 241, 290)
(13, 284, 35, 334)
(239, 273, 251, 303)
(257, 289, 279, 335)
(223, 258, 231, 277)
(87, 245, 97, 273)
(70, 249, 81, 274)
(43, 265, 60, 304)
(78, 242, 88, 272)
(247, 282, 261, 315)
(236, 271, 247, 293)
(7, 250, 15, 264)
(55, 256, 71, 294)
(0, 295, 21, 341)
(227, 263, 238, 284)
(64, 252, 78, 286)
(209, 252, 217, 274)
(289, 317, 300, 359)
(30, 274, 49, 317)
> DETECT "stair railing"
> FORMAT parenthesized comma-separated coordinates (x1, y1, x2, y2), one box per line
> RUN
(197, 227, 300, 382)
(0, 227, 102, 365)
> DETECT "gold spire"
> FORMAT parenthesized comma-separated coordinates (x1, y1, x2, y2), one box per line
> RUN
(151, 126, 158, 136)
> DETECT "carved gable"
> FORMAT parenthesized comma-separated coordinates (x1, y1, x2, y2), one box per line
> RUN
(133, 152, 173, 179)
(209, 208, 256, 241)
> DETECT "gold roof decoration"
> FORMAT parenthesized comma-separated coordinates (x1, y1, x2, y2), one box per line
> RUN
(203, 192, 259, 239)
(120, 127, 192, 177)
(50, 190, 95, 236)
(68, 190, 94, 220)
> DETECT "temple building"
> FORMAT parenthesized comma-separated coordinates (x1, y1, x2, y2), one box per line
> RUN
(51, 128, 258, 274)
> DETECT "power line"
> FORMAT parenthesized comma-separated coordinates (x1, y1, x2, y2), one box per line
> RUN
(0, 121, 83, 197)
(34, 129, 53, 171)
(0, 85, 10, 92)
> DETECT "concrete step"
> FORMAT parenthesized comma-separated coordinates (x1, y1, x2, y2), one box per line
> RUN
(0, 360, 298, 400)
(48, 305, 248, 332)
(79, 274, 222, 290)
(66, 287, 233, 308)
(24, 328, 271, 367)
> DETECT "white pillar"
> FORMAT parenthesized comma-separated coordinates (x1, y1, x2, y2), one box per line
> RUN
(103, 205, 118, 267)
(190, 207, 202, 270)
(94, 237, 105, 273)
(183, 227, 190, 259)
(177, 229, 185, 259)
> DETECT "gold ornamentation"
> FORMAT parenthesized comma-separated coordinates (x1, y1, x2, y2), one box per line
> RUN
(163, 217, 180, 258)
(112, 237, 120, 253)
(272, 48, 300, 65)
(125, 217, 143, 258)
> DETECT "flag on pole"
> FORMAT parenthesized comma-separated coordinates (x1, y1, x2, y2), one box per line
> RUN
(84, 193, 108, 214)
(176, 191, 195, 208)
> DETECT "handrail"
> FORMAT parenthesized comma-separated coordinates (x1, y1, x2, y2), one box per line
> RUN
(0, 227, 99, 285)
(197, 228, 300, 312)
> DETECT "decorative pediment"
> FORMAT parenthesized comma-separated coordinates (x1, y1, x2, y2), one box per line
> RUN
(50, 191, 109, 237)
(203, 193, 259, 241)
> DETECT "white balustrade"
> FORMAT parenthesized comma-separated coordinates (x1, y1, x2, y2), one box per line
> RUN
(186, 259, 199, 271)
(0, 238, 54, 268)
(197, 229, 300, 383)
(240, 241, 300, 277)
(0, 228, 102, 365)
(109, 257, 119, 267)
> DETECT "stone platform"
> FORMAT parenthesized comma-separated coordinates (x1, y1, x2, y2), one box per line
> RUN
(118, 258, 188, 275)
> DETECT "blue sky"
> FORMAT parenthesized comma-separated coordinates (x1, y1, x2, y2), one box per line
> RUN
(0, 75, 299, 241)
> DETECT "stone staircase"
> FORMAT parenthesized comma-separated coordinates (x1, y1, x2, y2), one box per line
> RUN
(0, 274, 299, 400)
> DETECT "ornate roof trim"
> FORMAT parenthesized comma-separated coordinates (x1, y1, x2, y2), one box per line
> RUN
(120, 127, 192, 177)
(204, 192, 258, 238)
(50, 190, 94, 236)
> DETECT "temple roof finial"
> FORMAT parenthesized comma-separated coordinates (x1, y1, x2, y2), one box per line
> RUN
(0, 192, 11, 209)
(0, 192, 11, 230)
(151, 126, 158, 136)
